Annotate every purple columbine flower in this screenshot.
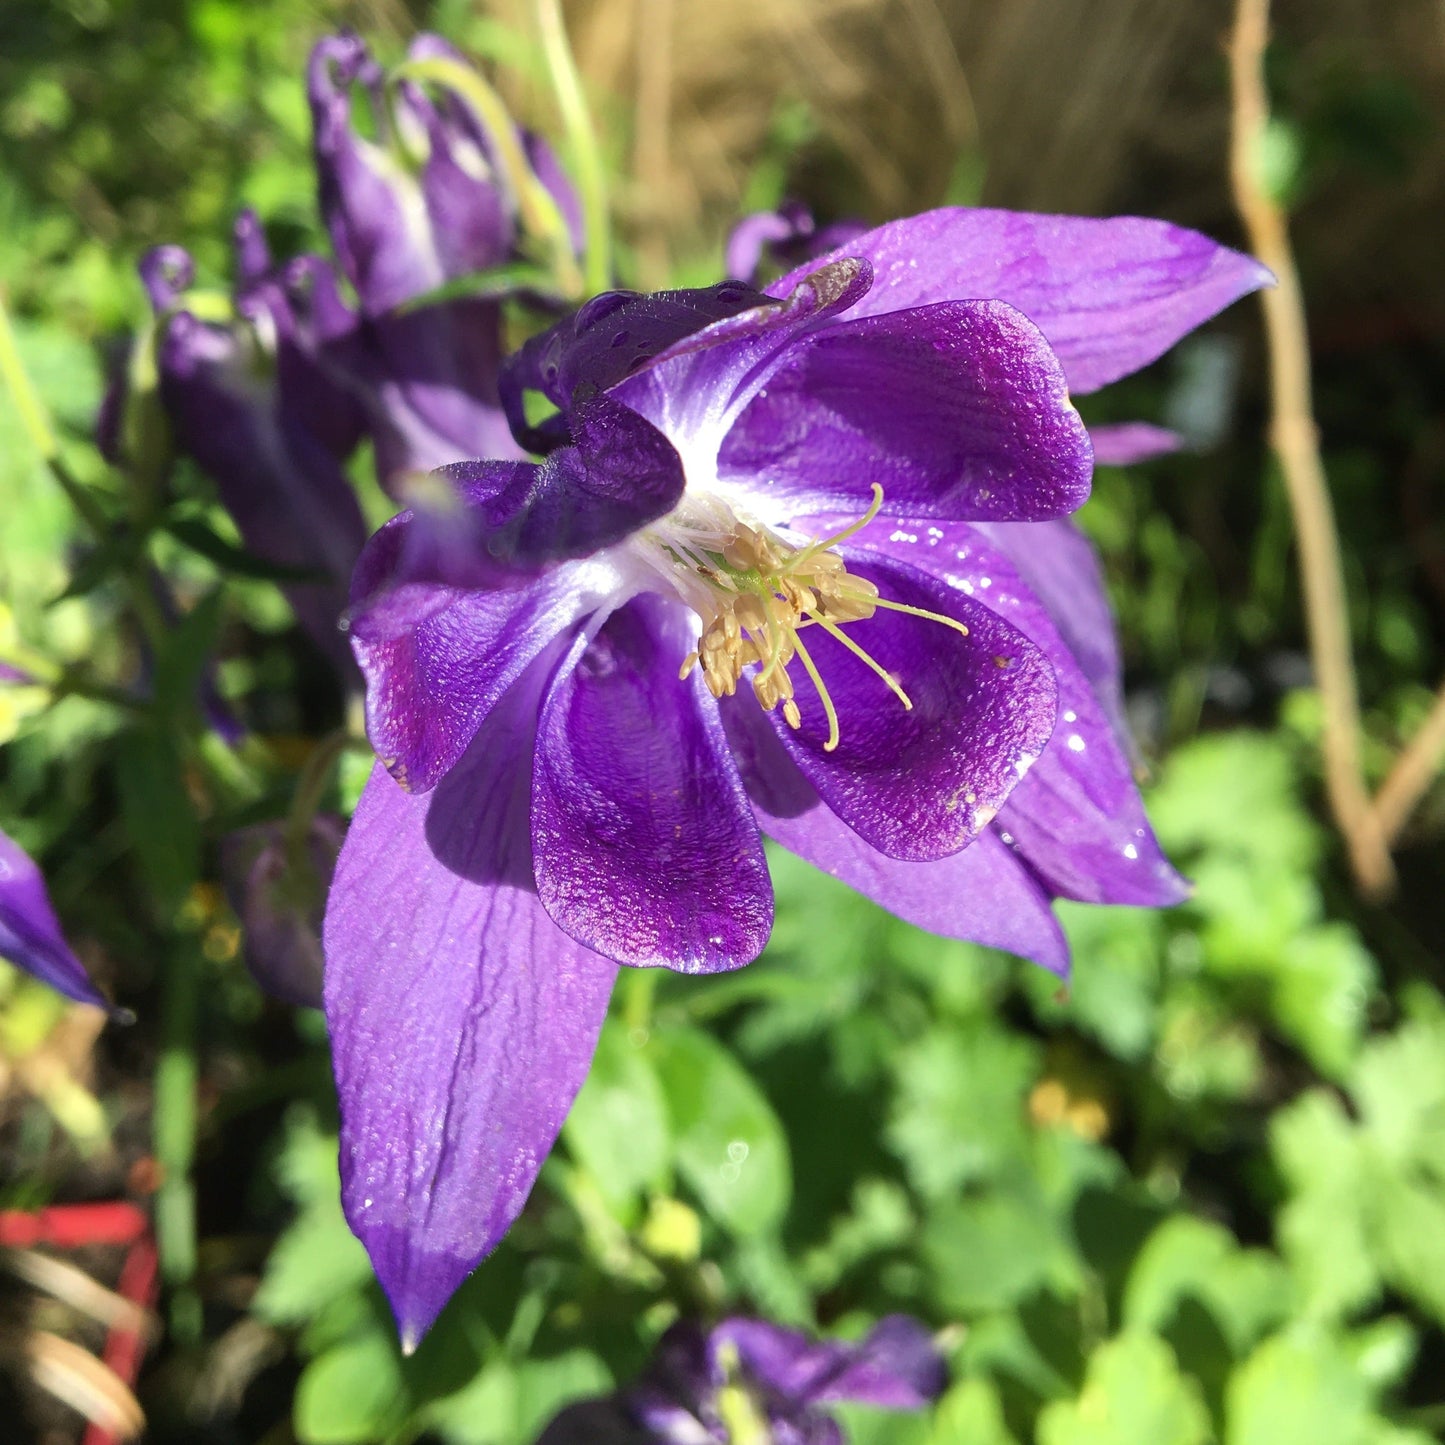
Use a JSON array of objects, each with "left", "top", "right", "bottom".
[
  {"left": 324, "top": 207, "right": 1270, "bottom": 1345},
  {"left": 0, "top": 828, "right": 106, "bottom": 1009},
  {"left": 308, "top": 32, "right": 582, "bottom": 481},
  {"left": 536, "top": 1315, "right": 947, "bottom": 1444},
  {"left": 140, "top": 215, "right": 370, "bottom": 671}
]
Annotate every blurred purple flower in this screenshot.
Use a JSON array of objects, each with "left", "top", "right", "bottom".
[
  {"left": 536, "top": 1315, "right": 946, "bottom": 1444},
  {"left": 221, "top": 817, "right": 343, "bottom": 1010},
  {"left": 0, "top": 828, "right": 106, "bottom": 1009},
  {"left": 308, "top": 32, "right": 581, "bottom": 481},
  {"left": 324, "top": 207, "right": 1269, "bottom": 1344},
  {"left": 726, "top": 201, "right": 870, "bottom": 286},
  {"left": 139, "top": 215, "right": 370, "bottom": 671}
]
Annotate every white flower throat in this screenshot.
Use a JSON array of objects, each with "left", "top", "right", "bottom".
[{"left": 640, "top": 485, "right": 969, "bottom": 751}]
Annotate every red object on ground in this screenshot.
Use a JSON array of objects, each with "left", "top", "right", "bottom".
[
  {"left": 0, "top": 1202, "right": 149, "bottom": 1250},
  {"left": 81, "top": 1232, "right": 159, "bottom": 1445},
  {"left": 0, "top": 1202, "right": 158, "bottom": 1445}
]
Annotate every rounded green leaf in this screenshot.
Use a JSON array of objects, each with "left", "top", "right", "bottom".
[
  {"left": 295, "top": 1331, "right": 407, "bottom": 1444},
  {"left": 1038, "top": 1334, "right": 1210, "bottom": 1445},
  {"left": 650, "top": 1025, "right": 791, "bottom": 1236},
  {"left": 563, "top": 1018, "right": 672, "bottom": 1215}
]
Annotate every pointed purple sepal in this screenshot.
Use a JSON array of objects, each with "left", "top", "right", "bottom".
[{"left": 0, "top": 830, "right": 107, "bottom": 1009}]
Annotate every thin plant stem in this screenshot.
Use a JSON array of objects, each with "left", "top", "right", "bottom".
[
  {"left": 153, "top": 936, "right": 202, "bottom": 1342},
  {"left": 535, "top": 0, "right": 612, "bottom": 294},
  {"left": 631, "top": 0, "right": 674, "bottom": 290},
  {"left": 1372, "top": 680, "right": 1445, "bottom": 845},
  {"left": 1227, "top": 0, "right": 1394, "bottom": 897}
]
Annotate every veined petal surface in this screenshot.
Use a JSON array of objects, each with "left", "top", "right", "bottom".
[
  {"left": 718, "top": 300, "right": 1092, "bottom": 521},
  {"left": 772, "top": 208, "right": 1273, "bottom": 393},
  {"left": 324, "top": 733, "right": 617, "bottom": 1348},
  {"left": 722, "top": 702, "right": 1068, "bottom": 972},
  {"left": 532, "top": 598, "right": 772, "bottom": 973},
  {"left": 860, "top": 516, "right": 1186, "bottom": 906},
  {"left": 769, "top": 550, "right": 1057, "bottom": 862}
]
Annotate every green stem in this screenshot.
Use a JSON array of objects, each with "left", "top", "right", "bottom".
[
  {"left": 154, "top": 935, "right": 203, "bottom": 1342},
  {"left": 622, "top": 966, "right": 657, "bottom": 1034},
  {"left": 535, "top": 0, "right": 612, "bottom": 294}
]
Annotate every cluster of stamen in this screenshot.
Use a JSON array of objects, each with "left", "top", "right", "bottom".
[{"left": 659, "top": 485, "right": 968, "bottom": 752}]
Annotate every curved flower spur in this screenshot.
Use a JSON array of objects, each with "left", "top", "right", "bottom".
[{"left": 324, "top": 208, "right": 1271, "bottom": 1345}]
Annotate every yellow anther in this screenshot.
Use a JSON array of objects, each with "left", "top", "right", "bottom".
[{"left": 654, "top": 483, "right": 969, "bottom": 751}]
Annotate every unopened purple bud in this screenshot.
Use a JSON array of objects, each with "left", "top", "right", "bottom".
[{"left": 221, "top": 818, "right": 343, "bottom": 1009}]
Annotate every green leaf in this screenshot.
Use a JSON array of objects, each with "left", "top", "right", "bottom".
[
  {"left": 886, "top": 1024, "right": 1038, "bottom": 1200},
  {"left": 1028, "top": 903, "right": 1163, "bottom": 1063},
  {"left": 926, "top": 1377, "right": 1021, "bottom": 1445},
  {"left": 1272, "top": 1091, "right": 1378, "bottom": 1320},
  {"left": 163, "top": 514, "right": 329, "bottom": 583},
  {"left": 1269, "top": 924, "right": 1375, "bottom": 1079},
  {"left": 563, "top": 1018, "right": 671, "bottom": 1216},
  {"left": 152, "top": 587, "right": 224, "bottom": 723},
  {"left": 254, "top": 1111, "right": 374, "bottom": 1327},
  {"left": 1225, "top": 1332, "right": 1372, "bottom": 1445},
  {"left": 1125, "top": 1215, "right": 1290, "bottom": 1355},
  {"left": 1037, "top": 1334, "right": 1210, "bottom": 1445},
  {"left": 253, "top": 1198, "right": 374, "bottom": 1327},
  {"left": 114, "top": 724, "right": 201, "bottom": 918},
  {"left": 294, "top": 1329, "right": 408, "bottom": 1444},
  {"left": 922, "top": 1183, "right": 1077, "bottom": 1314},
  {"left": 650, "top": 1025, "right": 791, "bottom": 1236},
  {"left": 421, "top": 1351, "right": 613, "bottom": 1445},
  {"left": 1148, "top": 733, "right": 1317, "bottom": 874},
  {"left": 1354, "top": 1011, "right": 1445, "bottom": 1175}
]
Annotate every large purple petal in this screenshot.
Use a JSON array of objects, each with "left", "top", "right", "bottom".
[
  {"left": 857, "top": 518, "right": 1186, "bottom": 906},
  {"left": 767, "top": 550, "right": 1057, "bottom": 862},
  {"left": 348, "top": 545, "right": 598, "bottom": 794},
  {"left": 771, "top": 208, "right": 1273, "bottom": 393},
  {"left": 0, "top": 830, "right": 107, "bottom": 1009},
  {"left": 504, "top": 262, "right": 871, "bottom": 458},
  {"left": 501, "top": 281, "right": 771, "bottom": 426},
  {"left": 718, "top": 300, "right": 1092, "bottom": 522},
  {"left": 721, "top": 699, "right": 1068, "bottom": 972},
  {"left": 976, "top": 517, "right": 1125, "bottom": 732},
  {"left": 532, "top": 598, "right": 771, "bottom": 973},
  {"left": 324, "top": 722, "right": 617, "bottom": 1346},
  {"left": 429, "top": 395, "right": 685, "bottom": 579},
  {"left": 610, "top": 259, "right": 873, "bottom": 451}
]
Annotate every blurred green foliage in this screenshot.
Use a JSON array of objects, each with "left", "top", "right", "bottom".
[{"left": 1, "top": 2, "right": 1443, "bottom": 1443}]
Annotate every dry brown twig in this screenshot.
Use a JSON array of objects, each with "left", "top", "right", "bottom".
[{"left": 1227, "top": 0, "right": 1445, "bottom": 896}]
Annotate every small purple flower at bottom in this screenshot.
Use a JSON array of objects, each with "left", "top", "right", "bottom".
[
  {"left": 324, "top": 206, "right": 1271, "bottom": 1345},
  {"left": 535, "top": 1315, "right": 946, "bottom": 1445},
  {"left": 0, "top": 829, "right": 106, "bottom": 1009}
]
